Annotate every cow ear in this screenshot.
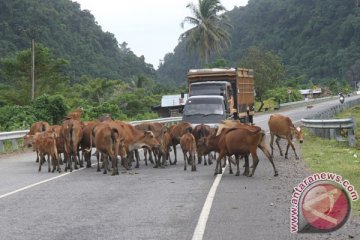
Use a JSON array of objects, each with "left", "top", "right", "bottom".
[{"left": 296, "top": 127, "right": 301, "bottom": 132}]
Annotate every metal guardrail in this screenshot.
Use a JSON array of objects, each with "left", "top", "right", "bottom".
[
  {"left": 0, "top": 117, "right": 183, "bottom": 152},
  {"left": 301, "top": 118, "right": 356, "bottom": 146}
]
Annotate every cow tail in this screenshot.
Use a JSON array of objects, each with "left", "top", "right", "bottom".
[{"left": 111, "top": 128, "right": 119, "bottom": 157}]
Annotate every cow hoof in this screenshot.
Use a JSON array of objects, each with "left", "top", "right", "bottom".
[
  {"left": 274, "top": 172, "right": 279, "bottom": 177},
  {"left": 191, "top": 168, "right": 196, "bottom": 172},
  {"left": 295, "top": 156, "right": 299, "bottom": 160},
  {"left": 285, "top": 156, "right": 288, "bottom": 159},
  {"left": 235, "top": 172, "right": 240, "bottom": 176},
  {"left": 135, "top": 165, "right": 139, "bottom": 168},
  {"left": 153, "top": 165, "right": 158, "bottom": 168},
  {"left": 86, "top": 165, "right": 91, "bottom": 168},
  {"left": 229, "top": 170, "right": 233, "bottom": 174}
]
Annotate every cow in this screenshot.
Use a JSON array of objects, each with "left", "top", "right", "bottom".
[
  {"left": 61, "top": 119, "right": 83, "bottom": 172},
  {"left": 135, "top": 122, "right": 169, "bottom": 168},
  {"left": 64, "top": 107, "right": 84, "bottom": 121},
  {"left": 80, "top": 121, "right": 99, "bottom": 167},
  {"left": 23, "top": 121, "right": 50, "bottom": 162},
  {"left": 268, "top": 114, "right": 304, "bottom": 160},
  {"left": 91, "top": 122, "right": 127, "bottom": 175},
  {"left": 192, "top": 124, "right": 213, "bottom": 165},
  {"left": 200, "top": 126, "right": 278, "bottom": 177},
  {"left": 169, "top": 122, "right": 192, "bottom": 165},
  {"left": 34, "top": 131, "right": 60, "bottom": 173},
  {"left": 107, "top": 121, "right": 161, "bottom": 169},
  {"left": 180, "top": 128, "right": 197, "bottom": 171},
  {"left": 49, "top": 125, "right": 66, "bottom": 165}
]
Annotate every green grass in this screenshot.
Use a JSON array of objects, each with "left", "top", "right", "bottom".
[{"left": 301, "top": 106, "right": 360, "bottom": 216}]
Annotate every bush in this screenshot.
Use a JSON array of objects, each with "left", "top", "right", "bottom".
[
  {"left": 0, "top": 105, "right": 37, "bottom": 131},
  {"left": 32, "top": 94, "right": 68, "bottom": 124}
]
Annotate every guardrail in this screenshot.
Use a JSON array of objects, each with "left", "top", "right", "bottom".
[
  {"left": 0, "top": 117, "right": 183, "bottom": 152},
  {"left": 301, "top": 118, "right": 356, "bottom": 146}
]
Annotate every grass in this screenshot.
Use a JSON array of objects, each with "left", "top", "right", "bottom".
[{"left": 301, "top": 106, "right": 360, "bottom": 216}]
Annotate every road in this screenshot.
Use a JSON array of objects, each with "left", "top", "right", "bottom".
[{"left": 0, "top": 96, "right": 359, "bottom": 240}]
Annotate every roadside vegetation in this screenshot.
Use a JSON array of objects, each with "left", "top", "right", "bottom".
[{"left": 301, "top": 106, "right": 360, "bottom": 215}]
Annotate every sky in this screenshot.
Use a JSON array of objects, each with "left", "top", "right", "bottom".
[{"left": 73, "top": 0, "right": 249, "bottom": 69}]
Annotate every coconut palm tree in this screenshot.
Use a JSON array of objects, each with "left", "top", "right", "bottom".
[{"left": 179, "top": 0, "right": 232, "bottom": 65}]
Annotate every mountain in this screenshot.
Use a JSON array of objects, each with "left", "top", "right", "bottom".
[
  {"left": 0, "top": 0, "right": 155, "bottom": 82},
  {"left": 157, "top": 0, "right": 360, "bottom": 87}
]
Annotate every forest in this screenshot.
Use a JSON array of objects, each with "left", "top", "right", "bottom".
[{"left": 0, "top": 0, "right": 359, "bottom": 130}]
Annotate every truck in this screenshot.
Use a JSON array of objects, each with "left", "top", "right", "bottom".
[{"left": 182, "top": 68, "right": 255, "bottom": 126}]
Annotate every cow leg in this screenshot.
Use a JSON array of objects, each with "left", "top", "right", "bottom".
[
  {"left": 234, "top": 155, "right": 240, "bottom": 176},
  {"left": 285, "top": 139, "right": 299, "bottom": 160},
  {"left": 248, "top": 151, "right": 259, "bottom": 177},
  {"left": 275, "top": 137, "right": 283, "bottom": 156},
  {"left": 197, "top": 150, "right": 202, "bottom": 164},
  {"left": 47, "top": 155, "right": 51, "bottom": 172},
  {"left": 258, "top": 145, "right": 278, "bottom": 177},
  {"left": 111, "top": 156, "right": 118, "bottom": 176},
  {"left": 38, "top": 154, "right": 44, "bottom": 172},
  {"left": 243, "top": 155, "right": 250, "bottom": 176},
  {"left": 148, "top": 149, "right": 154, "bottom": 164},
  {"left": 208, "top": 153, "right": 213, "bottom": 165},
  {"left": 183, "top": 151, "right": 187, "bottom": 171},
  {"left": 135, "top": 150, "right": 140, "bottom": 168},
  {"left": 96, "top": 151, "right": 101, "bottom": 172},
  {"left": 36, "top": 150, "right": 39, "bottom": 163},
  {"left": 171, "top": 142, "right": 177, "bottom": 165},
  {"left": 228, "top": 157, "right": 233, "bottom": 174},
  {"left": 191, "top": 153, "right": 196, "bottom": 171},
  {"left": 74, "top": 152, "right": 79, "bottom": 170},
  {"left": 79, "top": 151, "right": 83, "bottom": 168},
  {"left": 214, "top": 152, "right": 225, "bottom": 175},
  {"left": 269, "top": 133, "right": 275, "bottom": 157}
]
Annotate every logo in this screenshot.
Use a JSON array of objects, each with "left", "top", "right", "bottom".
[
  {"left": 290, "top": 173, "right": 358, "bottom": 233},
  {"left": 301, "top": 183, "right": 351, "bottom": 232}
]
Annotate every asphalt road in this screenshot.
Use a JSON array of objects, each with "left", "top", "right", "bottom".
[{"left": 1, "top": 96, "right": 360, "bottom": 240}]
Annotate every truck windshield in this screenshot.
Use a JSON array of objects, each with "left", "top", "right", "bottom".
[
  {"left": 190, "top": 84, "right": 225, "bottom": 96},
  {"left": 184, "top": 100, "right": 224, "bottom": 116}
]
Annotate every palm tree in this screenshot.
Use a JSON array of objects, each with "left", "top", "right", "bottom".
[{"left": 179, "top": 0, "right": 232, "bottom": 65}]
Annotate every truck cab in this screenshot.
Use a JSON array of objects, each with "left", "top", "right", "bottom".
[
  {"left": 186, "top": 68, "right": 255, "bottom": 123},
  {"left": 182, "top": 96, "right": 227, "bottom": 128}
]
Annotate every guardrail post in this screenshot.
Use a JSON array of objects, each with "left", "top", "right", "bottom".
[
  {"left": 0, "top": 141, "right": 4, "bottom": 152},
  {"left": 11, "top": 139, "right": 18, "bottom": 150}
]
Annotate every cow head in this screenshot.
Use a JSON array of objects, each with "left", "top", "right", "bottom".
[
  {"left": 118, "top": 137, "right": 127, "bottom": 159},
  {"left": 142, "top": 131, "right": 161, "bottom": 149},
  {"left": 23, "top": 134, "right": 34, "bottom": 148},
  {"left": 294, "top": 126, "right": 304, "bottom": 143}
]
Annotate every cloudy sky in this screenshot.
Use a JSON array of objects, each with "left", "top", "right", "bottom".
[{"left": 73, "top": 0, "right": 249, "bottom": 68}]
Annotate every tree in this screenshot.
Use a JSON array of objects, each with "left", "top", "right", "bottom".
[
  {"left": 0, "top": 44, "right": 69, "bottom": 105},
  {"left": 238, "top": 47, "right": 285, "bottom": 101},
  {"left": 179, "top": 0, "right": 232, "bottom": 65}
]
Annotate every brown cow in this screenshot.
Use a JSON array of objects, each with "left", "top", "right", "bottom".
[
  {"left": 49, "top": 125, "right": 66, "bottom": 165},
  {"left": 61, "top": 119, "right": 83, "bottom": 172},
  {"left": 34, "top": 131, "right": 60, "bottom": 173},
  {"left": 64, "top": 107, "right": 84, "bottom": 121},
  {"left": 201, "top": 126, "right": 278, "bottom": 177},
  {"left": 180, "top": 128, "right": 197, "bottom": 171},
  {"left": 80, "top": 121, "right": 99, "bottom": 167},
  {"left": 268, "top": 114, "right": 304, "bottom": 160},
  {"left": 108, "top": 121, "right": 161, "bottom": 169},
  {"left": 192, "top": 124, "right": 213, "bottom": 165},
  {"left": 91, "top": 122, "right": 127, "bottom": 175},
  {"left": 169, "top": 122, "right": 192, "bottom": 165},
  {"left": 23, "top": 121, "right": 50, "bottom": 162},
  {"left": 135, "top": 122, "right": 169, "bottom": 168}
]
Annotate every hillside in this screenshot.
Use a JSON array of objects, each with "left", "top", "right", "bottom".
[
  {"left": 0, "top": 0, "right": 155, "bottom": 82},
  {"left": 157, "top": 0, "right": 360, "bottom": 88}
]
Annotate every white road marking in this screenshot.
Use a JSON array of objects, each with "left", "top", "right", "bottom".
[
  {"left": 0, "top": 164, "right": 92, "bottom": 199},
  {"left": 192, "top": 165, "right": 227, "bottom": 240}
]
